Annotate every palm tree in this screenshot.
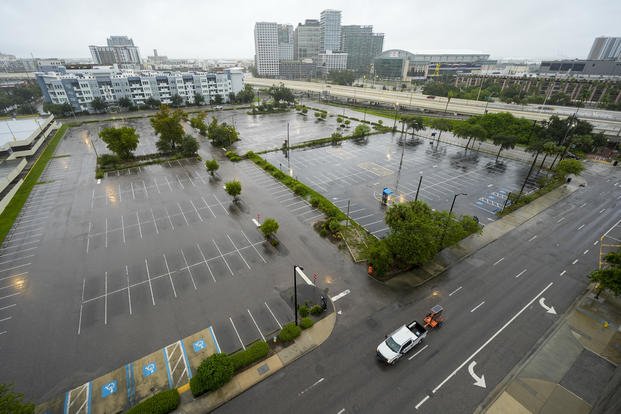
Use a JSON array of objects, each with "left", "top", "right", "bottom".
[
  {"left": 537, "top": 141, "right": 559, "bottom": 174},
  {"left": 492, "top": 134, "right": 518, "bottom": 163},
  {"left": 430, "top": 118, "right": 452, "bottom": 144}
]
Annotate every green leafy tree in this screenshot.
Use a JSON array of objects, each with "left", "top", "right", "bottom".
[
  {"left": 267, "top": 83, "right": 295, "bottom": 103},
  {"left": 171, "top": 94, "right": 183, "bottom": 107},
  {"left": 401, "top": 115, "right": 425, "bottom": 136},
  {"left": 150, "top": 105, "right": 185, "bottom": 153},
  {"left": 554, "top": 159, "right": 584, "bottom": 179},
  {"left": 331, "top": 132, "right": 343, "bottom": 144},
  {"left": 452, "top": 123, "right": 488, "bottom": 151},
  {"left": 180, "top": 134, "right": 199, "bottom": 156},
  {"left": 0, "top": 383, "right": 34, "bottom": 414},
  {"left": 194, "top": 93, "right": 205, "bottom": 106},
  {"left": 206, "top": 118, "right": 240, "bottom": 146},
  {"left": 365, "top": 239, "right": 393, "bottom": 277},
  {"left": 353, "top": 124, "right": 371, "bottom": 138},
  {"left": 236, "top": 84, "right": 255, "bottom": 103},
  {"left": 589, "top": 250, "right": 621, "bottom": 298},
  {"left": 328, "top": 70, "right": 357, "bottom": 86},
  {"left": 99, "top": 126, "right": 139, "bottom": 160},
  {"left": 145, "top": 97, "right": 161, "bottom": 109},
  {"left": 225, "top": 180, "right": 242, "bottom": 201},
  {"left": 43, "top": 102, "right": 73, "bottom": 116},
  {"left": 117, "top": 97, "right": 132, "bottom": 109},
  {"left": 491, "top": 134, "right": 518, "bottom": 163},
  {"left": 213, "top": 94, "right": 223, "bottom": 105},
  {"left": 90, "top": 97, "right": 107, "bottom": 113},
  {"left": 190, "top": 113, "right": 207, "bottom": 136},
  {"left": 259, "top": 218, "right": 279, "bottom": 239},
  {"left": 430, "top": 118, "right": 452, "bottom": 143},
  {"left": 205, "top": 159, "right": 219, "bottom": 176}
]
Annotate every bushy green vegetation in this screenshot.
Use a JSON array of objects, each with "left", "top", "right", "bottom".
[
  {"left": 259, "top": 218, "right": 279, "bottom": 240},
  {"left": 278, "top": 323, "right": 302, "bottom": 342},
  {"left": 0, "top": 80, "right": 41, "bottom": 115},
  {"left": 190, "top": 112, "right": 207, "bottom": 136},
  {"left": 299, "top": 317, "right": 314, "bottom": 329},
  {"left": 150, "top": 105, "right": 187, "bottom": 153},
  {"left": 0, "top": 383, "right": 34, "bottom": 414},
  {"left": 205, "top": 159, "right": 219, "bottom": 176},
  {"left": 366, "top": 200, "right": 481, "bottom": 276},
  {"left": 224, "top": 180, "right": 242, "bottom": 201},
  {"left": 99, "top": 126, "right": 139, "bottom": 159},
  {"left": 207, "top": 118, "right": 240, "bottom": 146},
  {"left": 125, "top": 389, "right": 180, "bottom": 414},
  {"left": 589, "top": 249, "right": 621, "bottom": 298},
  {"left": 190, "top": 353, "right": 234, "bottom": 397},
  {"left": 298, "top": 305, "right": 310, "bottom": 317},
  {"left": 229, "top": 341, "right": 270, "bottom": 371}
]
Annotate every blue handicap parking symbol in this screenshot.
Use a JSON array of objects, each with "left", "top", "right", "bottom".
[
  {"left": 142, "top": 362, "right": 157, "bottom": 378},
  {"left": 193, "top": 339, "right": 206, "bottom": 353},
  {"left": 102, "top": 380, "right": 117, "bottom": 398}
]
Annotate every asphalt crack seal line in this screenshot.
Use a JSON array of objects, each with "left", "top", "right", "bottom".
[{"left": 430, "top": 282, "right": 554, "bottom": 395}]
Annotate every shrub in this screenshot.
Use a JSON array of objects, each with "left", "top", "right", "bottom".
[
  {"left": 319, "top": 228, "right": 328, "bottom": 237},
  {"left": 293, "top": 183, "right": 309, "bottom": 197},
  {"left": 278, "top": 322, "right": 302, "bottom": 342},
  {"left": 190, "top": 353, "right": 234, "bottom": 397},
  {"left": 336, "top": 116, "right": 343, "bottom": 123},
  {"left": 98, "top": 153, "right": 120, "bottom": 167},
  {"left": 298, "top": 305, "right": 309, "bottom": 317},
  {"left": 225, "top": 151, "right": 242, "bottom": 162},
  {"left": 377, "top": 119, "right": 383, "bottom": 125},
  {"left": 310, "top": 196, "right": 320, "bottom": 207},
  {"left": 270, "top": 238, "right": 279, "bottom": 247},
  {"left": 230, "top": 341, "right": 270, "bottom": 372},
  {"left": 95, "top": 169, "right": 104, "bottom": 179},
  {"left": 310, "top": 305, "right": 323, "bottom": 315},
  {"left": 126, "top": 389, "right": 180, "bottom": 414},
  {"left": 300, "top": 317, "right": 314, "bottom": 330},
  {"left": 259, "top": 218, "right": 279, "bottom": 239},
  {"left": 344, "top": 119, "right": 351, "bottom": 126},
  {"left": 326, "top": 218, "right": 341, "bottom": 233}
]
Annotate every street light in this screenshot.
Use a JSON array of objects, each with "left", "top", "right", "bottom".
[
  {"left": 441, "top": 193, "right": 467, "bottom": 246},
  {"left": 293, "top": 265, "right": 303, "bottom": 326},
  {"left": 392, "top": 103, "right": 399, "bottom": 131}
]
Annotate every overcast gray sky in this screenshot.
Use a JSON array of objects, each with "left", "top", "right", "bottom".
[{"left": 1, "top": 0, "right": 619, "bottom": 61}]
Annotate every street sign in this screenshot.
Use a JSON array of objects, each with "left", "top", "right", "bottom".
[
  {"left": 102, "top": 380, "right": 117, "bottom": 398},
  {"left": 193, "top": 339, "right": 206, "bottom": 353},
  {"left": 142, "top": 362, "right": 157, "bottom": 378}
]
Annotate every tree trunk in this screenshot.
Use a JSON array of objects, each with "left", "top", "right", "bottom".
[
  {"left": 549, "top": 152, "right": 561, "bottom": 170},
  {"left": 518, "top": 151, "right": 540, "bottom": 198},
  {"left": 465, "top": 137, "right": 473, "bottom": 152},
  {"left": 495, "top": 146, "right": 502, "bottom": 163},
  {"left": 436, "top": 130, "right": 442, "bottom": 144},
  {"left": 537, "top": 153, "right": 549, "bottom": 174}
]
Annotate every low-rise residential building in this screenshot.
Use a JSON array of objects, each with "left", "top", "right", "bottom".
[{"left": 36, "top": 67, "right": 244, "bottom": 113}]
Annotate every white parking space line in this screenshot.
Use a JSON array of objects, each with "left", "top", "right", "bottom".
[
  {"left": 331, "top": 289, "right": 350, "bottom": 302},
  {"left": 126, "top": 265, "right": 132, "bottom": 315},
  {"left": 213, "top": 194, "right": 229, "bottom": 215},
  {"left": 470, "top": 301, "right": 485, "bottom": 313},
  {"left": 557, "top": 217, "right": 566, "bottom": 223},
  {"left": 415, "top": 395, "right": 430, "bottom": 410},
  {"left": 0, "top": 254, "right": 35, "bottom": 266},
  {"left": 164, "top": 206, "right": 175, "bottom": 230},
  {"left": 0, "top": 263, "right": 31, "bottom": 274},
  {"left": 227, "top": 234, "right": 251, "bottom": 270},
  {"left": 229, "top": 317, "right": 246, "bottom": 350},
  {"left": 448, "top": 286, "right": 462, "bottom": 296},
  {"left": 560, "top": 270, "right": 567, "bottom": 276},
  {"left": 162, "top": 254, "right": 177, "bottom": 298},
  {"left": 241, "top": 230, "right": 267, "bottom": 263},
  {"left": 144, "top": 258, "right": 156, "bottom": 306},
  {"left": 577, "top": 224, "right": 585, "bottom": 230},
  {"left": 190, "top": 200, "right": 204, "bottom": 222},
  {"left": 572, "top": 259, "right": 579, "bottom": 264},
  {"left": 77, "top": 278, "right": 85, "bottom": 335},
  {"left": 136, "top": 211, "right": 143, "bottom": 238},
  {"left": 196, "top": 243, "right": 217, "bottom": 282},
  {"left": 584, "top": 250, "right": 589, "bottom": 255},
  {"left": 104, "top": 272, "right": 108, "bottom": 325},
  {"left": 0, "top": 303, "right": 16, "bottom": 311},
  {"left": 150, "top": 209, "right": 159, "bottom": 234},
  {"left": 213, "top": 239, "right": 234, "bottom": 275},
  {"left": 528, "top": 235, "right": 537, "bottom": 242},
  {"left": 0, "top": 247, "right": 37, "bottom": 258},
  {"left": 177, "top": 203, "right": 190, "bottom": 226},
  {"left": 201, "top": 197, "right": 217, "bottom": 218},
  {"left": 265, "top": 302, "right": 282, "bottom": 329},
  {"left": 179, "top": 249, "right": 198, "bottom": 290},
  {"left": 121, "top": 216, "right": 126, "bottom": 243},
  {"left": 515, "top": 269, "right": 527, "bottom": 278},
  {"left": 247, "top": 309, "right": 266, "bottom": 341},
  {"left": 493, "top": 257, "right": 504, "bottom": 266}
]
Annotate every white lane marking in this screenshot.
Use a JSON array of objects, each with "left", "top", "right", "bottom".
[
  {"left": 468, "top": 361, "right": 486, "bottom": 388},
  {"left": 448, "top": 286, "right": 462, "bottom": 296},
  {"left": 331, "top": 289, "right": 351, "bottom": 302},
  {"left": 577, "top": 224, "right": 585, "bottom": 230},
  {"left": 337, "top": 409, "right": 346, "bottom": 414},
  {"left": 470, "top": 301, "right": 485, "bottom": 313},
  {"left": 415, "top": 395, "right": 430, "bottom": 410},
  {"left": 539, "top": 297, "right": 557, "bottom": 314},
  {"left": 408, "top": 344, "right": 429, "bottom": 360},
  {"left": 528, "top": 235, "right": 537, "bottom": 242},
  {"left": 560, "top": 270, "right": 567, "bottom": 276},
  {"left": 594, "top": 240, "right": 599, "bottom": 246},
  {"left": 296, "top": 267, "right": 314, "bottom": 285},
  {"left": 265, "top": 302, "right": 283, "bottom": 330},
  {"left": 229, "top": 317, "right": 246, "bottom": 350},
  {"left": 432, "top": 282, "right": 554, "bottom": 394},
  {"left": 247, "top": 309, "right": 266, "bottom": 342},
  {"left": 572, "top": 259, "right": 578, "bottom": 265},
  {"left": 298, "top": 377, "right": 325, "bottom": 396},
  {"left": 493, "top": 257, "right": 504, "bottom": 266},
  {"left": 557, "top": 217, "right": 566, "bottom": 223},
  {"left": 126, "top": 265, "right": 132, "bottom": 315},
  {"left": 77, "top": 278, "right": 85, "bottom": 335},
  {"left": 599, "top": 208, "right": 606, "bottom": 214},
  {"left": 515, "top": 269, "right": 527, "bottom": 278},
  {"left": 104, "top": 271, "right": 108, "bottom": 325},
  {"left": 583, "top": 250, "right": 589, "bottom": 255}
]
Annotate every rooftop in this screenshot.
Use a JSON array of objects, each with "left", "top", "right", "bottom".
[{"left": 0, "top": 117, "right": 47, "bottom": 147}]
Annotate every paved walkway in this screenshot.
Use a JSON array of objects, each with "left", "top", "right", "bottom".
[{"left": 482, "top": 290, "right": 620, "bottom": 414}]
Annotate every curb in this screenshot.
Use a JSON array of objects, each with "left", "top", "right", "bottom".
[{"left": 173, "top": 312, "right": 337, "bottom": 413}]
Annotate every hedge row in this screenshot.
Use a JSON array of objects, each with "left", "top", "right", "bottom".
[
  {"left": 230, "top": 341, "right": 270, "bottom": 371},
  {"left": 125, "top": 389, "right": 180, "bottom": 414},
  {"left": 189, "top": 353, "right": 234, "bottom": 397},
  {"left": 245, "top": 152, "right": 346, "bottom": 221}
]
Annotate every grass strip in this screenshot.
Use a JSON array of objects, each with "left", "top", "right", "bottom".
[{"left": 0, "top": 124, "right": 68, "bottom": 245}]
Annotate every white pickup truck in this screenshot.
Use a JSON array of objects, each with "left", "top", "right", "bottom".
[{"left": 376, "top": 320, "right": 427, "bottom": 364}]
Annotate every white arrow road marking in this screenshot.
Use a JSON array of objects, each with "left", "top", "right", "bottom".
[
  {"left": 539, "top": 297, "right": 557, "bottom": 315},
  {"left": 468, "top": 361, "right": 486, "bottom": 388}
]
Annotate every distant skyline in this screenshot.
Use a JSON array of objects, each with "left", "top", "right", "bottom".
[{"left": 1, "top": 0, "right": 619, "bottom": 61}]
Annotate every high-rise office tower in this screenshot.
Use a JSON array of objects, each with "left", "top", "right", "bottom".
[
  {"left": 341, "top": 25, "right": 384, "bottom": 72},
  {"left": 278, "top": 24, "right": 294, "bottom": 61},
  {"left": 294, "top": 19, "right": 321, "bottom": 60},
  {"left": 320, "top": 9, "right": 342, "bottom": 52},
  {"left": 254, "top": 22, "right": 280, "bottom": 76}
]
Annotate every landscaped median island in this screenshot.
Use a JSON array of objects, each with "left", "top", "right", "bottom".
[{"left": 0, "top": 124, "right": 68, "bottom": 246}]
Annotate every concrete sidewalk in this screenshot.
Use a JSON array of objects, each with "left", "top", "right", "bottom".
[
  {"left": 173, "top": 312, "right": 336, "bottom": 413},
  {"left": 481, "top": 290, "right": 620, "bottom": 414},
  {"left": 385, "top": 175, "right": 585, "bottom": 289}
]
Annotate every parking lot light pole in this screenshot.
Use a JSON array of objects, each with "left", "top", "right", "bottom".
[
  {"left": 294, "top": 265, "right": 303, "bottom": 326},
  {"left": 441, "top": 193, "right": 467, "bottom": 246},
  {"left": 392, "top": 103, "right": 399, "bottom": 131}
]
